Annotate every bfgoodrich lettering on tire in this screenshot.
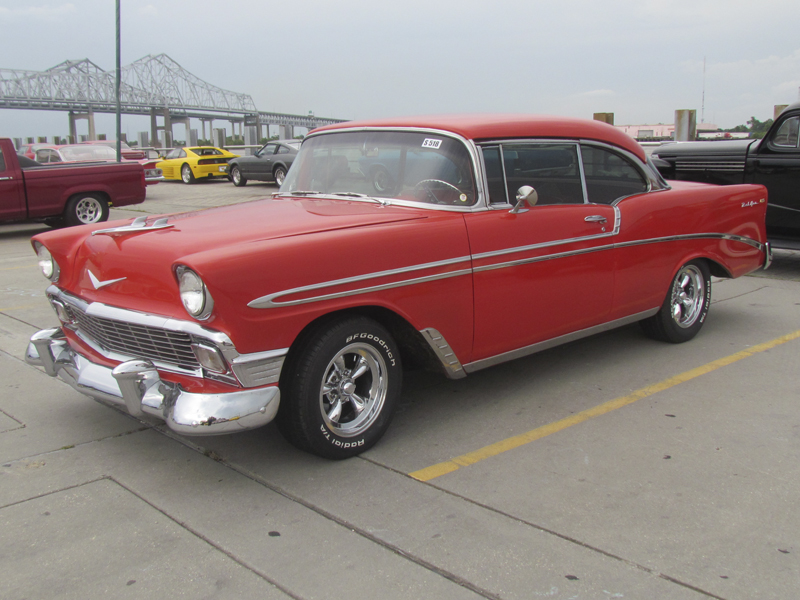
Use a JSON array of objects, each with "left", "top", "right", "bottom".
[
  {"left": 277, "top": 316, "right": 402, "bottom": 459},
  {"left": 641, "top": 260, "right": 711, "bottom": 343}
]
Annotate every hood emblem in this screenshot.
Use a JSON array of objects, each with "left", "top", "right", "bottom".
[{"left": 88, "top": 270, "right": 126, "bottom": 290}]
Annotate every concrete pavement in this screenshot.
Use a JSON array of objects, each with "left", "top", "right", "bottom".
[{"left": 1, "top": 180, "right": 798, "bottom": 599}]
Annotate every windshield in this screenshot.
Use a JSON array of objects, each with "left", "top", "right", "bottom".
[
  {"left": 281, "top": 130, "right": 477, "bottom": 206},
  {"left": 59, "top": 145, "right": 117, "bottom": 161}
]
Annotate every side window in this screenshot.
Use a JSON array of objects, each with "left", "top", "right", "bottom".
[
  {"left": 0, "top": 148, "right": 5, "bottom": 171},
  {"left": 771, "top": 116, "right": 800, "bottom": 149},
  {"left": 503, "top": 144, "right": 584, "bottom": 205},
  {"left": 581, "top": 145, "right": 648, "bottom": 204},
  {"left": 263, "top": 144, "right": 278, "bottom": 155},
  {"left": 481, "top": 146, "right": 508, "bottom": 204},
  {"left": 277, "top": 145, "right": 291, "bottom": 155}
]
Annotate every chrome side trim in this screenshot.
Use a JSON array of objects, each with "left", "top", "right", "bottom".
[
  {"left": 249, "top": 229, "right": 766, "bottom": 310},
  {"left": 464, "top": 308, "right": 660, "bottom": 373},
  {"left": 614, "top": 232, "right": 767, "bottom": 252},
  {"left": 472, "top": 206, "right": 621, "bottom": 266},
  {"left": 474, "top": 242, "right": 617, "bottom": 273},
  {"left": 419, "top": 328, "right": 466, "bottom": 379},
  {"left": 248, "top": 256, "right": 472, "bottom": 309}
]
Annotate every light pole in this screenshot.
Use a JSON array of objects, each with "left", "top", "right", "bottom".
[{"left": 115, "top": 0, "right": 121, "bottom": 162}]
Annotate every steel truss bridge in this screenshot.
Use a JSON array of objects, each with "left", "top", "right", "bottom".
[{"left": 0, "top": 54, "right": 345, "bottom": 143}]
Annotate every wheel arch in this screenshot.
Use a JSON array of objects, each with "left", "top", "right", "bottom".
[{"left": 279, "top": 305, "right": 443, "bottom": 386}]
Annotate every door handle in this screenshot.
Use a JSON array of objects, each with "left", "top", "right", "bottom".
[
  {"left": 0, "top": 176, "right": 13, "bottom": 181},
  {"left": 584, "top": 215, "right": 607, "bottom": 224}
]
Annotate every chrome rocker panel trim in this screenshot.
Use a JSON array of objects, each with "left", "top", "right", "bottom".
[
  {"left": 463, "top": 308, "right": 660, "bottom": 373},
  {"left": 26, "top": 328, "right": 280, "bottom": 435}
]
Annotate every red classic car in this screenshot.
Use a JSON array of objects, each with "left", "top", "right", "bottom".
[{"left": 25, "top": 115, "right": 771, "bottom": 459}]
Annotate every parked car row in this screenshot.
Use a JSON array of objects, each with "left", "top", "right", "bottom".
[
  {"left": 153, "top": 140, "right": 300, "bottom": 187},
  {"left": 17, "top": 140, "right": 163, "bottom": 184}
]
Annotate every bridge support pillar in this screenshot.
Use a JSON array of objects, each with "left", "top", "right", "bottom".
[
  {"left": 279, "top": 125, "right": 294, "bottom": 140},
  {"left": 68, "top": 108, "right": 97, "bottom": 141}
]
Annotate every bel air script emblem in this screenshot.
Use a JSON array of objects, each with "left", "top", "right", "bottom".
[{"left": 88, "top": 270, "right": 126, "bottom": 290}]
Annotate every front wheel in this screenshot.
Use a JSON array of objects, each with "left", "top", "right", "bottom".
[
  {"left": 181, "top": 163, "right": 195, "bottom": 184},
  {"left": 230, "top": 165, "right": 247, "bottom": 186},
  {"left": 277, "top": 316, "right": 402, "bottom": 459},
  {"left": 641, "top": 260, "right": 711, "bottom": 343},
  {"left": 63, "top": 193, "right": 109, "bottom": 226}
]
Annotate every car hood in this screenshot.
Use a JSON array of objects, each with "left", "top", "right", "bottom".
[
  {"left": 36, "top": 196, "right": 429, "bottom": 317},
  {"left": 652, "top": 139, "right": 757, "bottom": 159}
]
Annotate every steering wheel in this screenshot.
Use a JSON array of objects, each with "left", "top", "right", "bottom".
[{"left": 413, "top": 179, "right": 463, "bottom": 204}]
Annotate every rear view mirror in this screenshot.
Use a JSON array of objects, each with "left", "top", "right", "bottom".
[{"left": 511, "top": 185, "right": 538, "bottom": 213}]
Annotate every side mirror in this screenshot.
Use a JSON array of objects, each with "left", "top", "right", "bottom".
[{"left": 510, "top": 185, "right": 538, "bottom": 213}]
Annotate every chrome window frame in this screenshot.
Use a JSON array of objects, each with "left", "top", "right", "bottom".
[{"left": 299, "top": 126, "right": 489, "bottom": 211}]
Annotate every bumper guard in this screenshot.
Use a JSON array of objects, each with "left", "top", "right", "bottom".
[{"left": 26, "top": 328, "right": 280, "bottom": 435}]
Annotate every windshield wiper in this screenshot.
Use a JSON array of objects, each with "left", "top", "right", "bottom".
[
  {"left": 330, "top": 192, "right": 390, "bottom": 206},
  {"left": 272, "top": 190, "right": 320, "bottom": 197}
]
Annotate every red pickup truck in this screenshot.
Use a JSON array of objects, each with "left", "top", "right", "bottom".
[{"left": 0, "top": 137, "right": 147, "bottom": 227}]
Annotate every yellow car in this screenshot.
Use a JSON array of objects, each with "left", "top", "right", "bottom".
[{"left": 157, "top": 146, "right": 240, "bottom": 184}]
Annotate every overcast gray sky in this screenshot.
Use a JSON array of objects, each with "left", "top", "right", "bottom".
[{"left": 2, "top": 0, "right": 799, "bottom": 140}]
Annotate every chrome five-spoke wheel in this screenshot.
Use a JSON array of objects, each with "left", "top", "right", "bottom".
[
  {"left": 641, "top": 259, "right": 711, "bottom": 343},
  {"left": 320, "top": 342, "right": 388, "bottom": 437},
  {"left": 670, "top": 264, "right": 705, "bottom": 328}
]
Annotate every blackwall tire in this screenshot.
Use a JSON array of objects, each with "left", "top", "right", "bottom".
[
  {"left": 231, "top": 166, "right": 247, "bottom": 187},
  {"left": 63, "top": 193, "right": 109, "bottom": 226},
  {"left": 641, "top": 260, "right": 711, "bottom": 343},
  {"left": 277, "top": 316, "right": 402, "bottom": 459}
]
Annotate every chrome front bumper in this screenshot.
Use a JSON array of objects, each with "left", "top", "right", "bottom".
[{"left": 26, "top": 328, "right": 280, "bottom": 435}]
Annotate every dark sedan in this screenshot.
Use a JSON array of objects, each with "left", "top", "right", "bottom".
[
  {"left": 651, "top": 101, "right": 800, "bottom": 247},
  {"left": 228, "top": 140, "right": 300, "bottom": 187}
]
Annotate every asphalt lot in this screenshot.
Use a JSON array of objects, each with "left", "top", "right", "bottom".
[{"left": 1, "top": 179, "right": 799, "bottom": 600}]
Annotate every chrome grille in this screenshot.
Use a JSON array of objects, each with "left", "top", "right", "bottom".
[{"left": 65, "top": 304, "right": 200, "bottom": 370}]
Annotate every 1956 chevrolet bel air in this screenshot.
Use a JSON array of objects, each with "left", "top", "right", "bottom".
[{"left": 25, "top": 115, "right": 771, "bottom": 459}]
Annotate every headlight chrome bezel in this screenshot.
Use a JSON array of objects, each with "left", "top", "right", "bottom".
[
  {"left": 35, "top": 242, "right": 60, "bottom": 282},
  {"left": 176, "top": 265, "right": 214, "bottom": 320}
]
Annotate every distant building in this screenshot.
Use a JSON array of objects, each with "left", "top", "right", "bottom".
[{"left": 615, "top": 123, "right": 748, "bottom": 141}]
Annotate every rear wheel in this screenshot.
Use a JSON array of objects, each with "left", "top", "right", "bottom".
[
  {"left": 277, "top": 316, "right": 402, "bottom": 459},
  {"left": 231, "top": 165, "right": 247, "bottom": 186},
  {"left": 63, "top": 193, "right": 109, "bottom": 226},
  {"left": 274, "top": 165, "right": 287, "bottom": 187},
  {"left": 641, "top": 260, "right": 711, "bottom": 343},
  {"left": 181, "top": 163, "right": 195, "bottom": 184}
]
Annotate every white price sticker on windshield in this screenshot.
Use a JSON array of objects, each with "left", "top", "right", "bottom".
[{"left": 422, "top": 138, "right": 442, "bottom": 149}]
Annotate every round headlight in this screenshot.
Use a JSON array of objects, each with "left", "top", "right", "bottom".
[
  {"left": 35, "top": 243, "right": 59, "bottom": 282},
  {"left": 177, "top": 267, "right": 212, "bottom": 319}
]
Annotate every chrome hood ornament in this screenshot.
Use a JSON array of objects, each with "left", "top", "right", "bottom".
[
  {"left": 92, "top": 216, "right": 173, "bottom": 237},
  {"left": 88, "top": 270, "right": 126, "bottom": 290}
]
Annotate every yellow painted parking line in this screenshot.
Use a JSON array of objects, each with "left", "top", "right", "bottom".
[
  {"left": 0, "top": 304, "right": 40, "bottom": 311},
  {"left": 409, "top": 329, "right": 800, "bottom": 482},
  {"left": 0, "top": 264, "right": 37, "bottom": 271}
]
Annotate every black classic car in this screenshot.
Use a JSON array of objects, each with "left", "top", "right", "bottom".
[
  {"left": 651, "top": 102, "right": 800, "bottom": 247},
  {"left": 228, "top": 140, "right": 300, "bottom": 187}
]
